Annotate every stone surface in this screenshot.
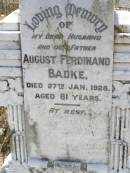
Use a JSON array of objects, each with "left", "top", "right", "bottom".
[
  {"left": 117, "top": 0, "right": 130, "bottom": 8},
  {"left": 21, "top": 0, "right": 113, "bottom": 164}
]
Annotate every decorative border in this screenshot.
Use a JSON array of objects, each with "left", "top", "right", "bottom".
[
  {"left": 8, "top": 104, "right": 27, "bottom": 163},
  {"left": 111, "top": 107, "right": 129, "bottom": 172}
]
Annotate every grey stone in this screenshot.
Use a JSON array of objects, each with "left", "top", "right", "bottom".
[{"left": 21, "top": 0, "right": 113, "bottom": 167}]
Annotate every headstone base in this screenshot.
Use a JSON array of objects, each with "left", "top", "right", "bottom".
[
  {"left": 1, "top": 157, "right": 130, "bottom": 173},
  {"left": 0, "top": 156, "right": 111, "bottom": 173}
]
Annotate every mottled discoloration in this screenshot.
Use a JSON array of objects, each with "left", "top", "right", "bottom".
[{"left": 28, "top": 117, "right": 40, "bottom": 156}]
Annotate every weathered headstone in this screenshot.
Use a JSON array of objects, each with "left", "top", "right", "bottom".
[
  {"left": 115, "top": 0, "right": 130, "bottom": 8},
  {"left": 21, "top": 0, "right": 113, "bottom": 166}
]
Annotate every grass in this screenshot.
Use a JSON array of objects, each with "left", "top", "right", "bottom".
[
  {"left": 0, "top": 107, "right": 10, "bottom": 166},
  {"left": 0, "top": 15, "right": 5, "bottom": 20}
]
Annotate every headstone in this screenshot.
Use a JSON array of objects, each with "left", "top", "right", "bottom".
[
  {"left": 21, "top": 0, "right": 113, "bottom": 165},
  {"left": 116, "top": 0, "right": 130, "bottom": 8}
]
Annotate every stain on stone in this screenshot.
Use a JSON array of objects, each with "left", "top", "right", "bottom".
[
  {"left": 25, "top": 106, "right": 40, "bottom": 155},
  {"left": 92, "top": 0, "right": 113, "bottom": 22},
  {"left": 62, "top": 39, "right": 70, "bottom": 54},
  {"left": 80, "top": 162, "right": 87, "bottom": 171},
  {"left": 29, "top": 167, "right": 34, "bottom": 173},
  {"left": 66, "top": 144, "right": 71, "bottom": 159},
  {"left": 92, "top": 0, "right": 102, "bottom": 15},
  {"left": 112, "top": 84, "right": 116, "bottom": 92},
  {"left": 57, "top": 28, "right": 70, "bottom": 54},
  {"left": 42, "top": 168, "right": 47, "bottom": 171},
  {"left": 127, "top": 91, "right": 130, "bottom": 96},
  {"left": 46, "top": 20, "right": 51, "bottom": 32},
  {"left": 106, "top": 0, "right": 114, "bottom": 11},
  {"left": 88, "top": 112, "right": 94, "bottom": 136},
  {"left": 29, "top": 121, "right": 40, "bottom": 149},
  {"left": 48, "top": 161, "right": 54, "bottom": 168},
  {"left": 35, "top": 169, "right": 43, "bottom": 173},
  {"left": 120, "top": 81, "right": 130, "bottom": 84}
]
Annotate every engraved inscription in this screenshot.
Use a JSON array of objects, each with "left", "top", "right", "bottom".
[{"left": 21, "top": 0, "right": 113, "bottom": 162}]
